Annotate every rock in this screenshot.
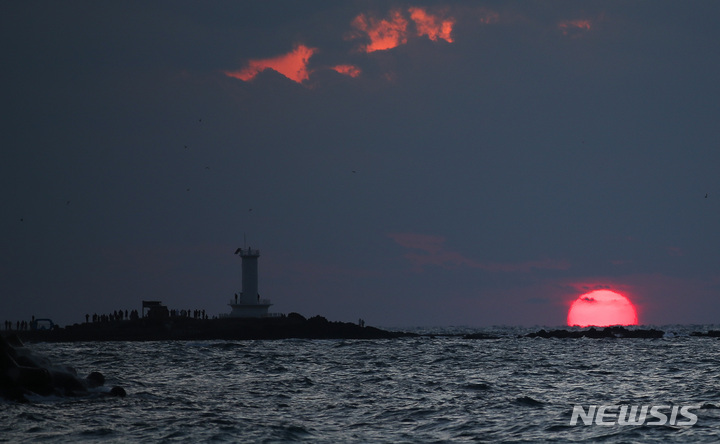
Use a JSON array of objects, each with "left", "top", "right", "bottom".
[
  {"left": 86, "top": 371, "right": 105, "bottom": 388},
  {"left": 525, "top": 326, "right": 664, "bottom": 339},
  {"left": 110, "top": 386, "right": 127, "bottom": 397},
  {"left": 1, "top": 334, "right": 125, "bottom": 401}
]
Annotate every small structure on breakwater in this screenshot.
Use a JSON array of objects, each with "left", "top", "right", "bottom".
[{"left": 228, "top": 246, "right": 273, "bottom": 318}]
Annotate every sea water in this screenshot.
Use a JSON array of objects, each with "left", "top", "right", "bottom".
[{"left": 3, "top": 325, "right": 720, "bottom": 443}]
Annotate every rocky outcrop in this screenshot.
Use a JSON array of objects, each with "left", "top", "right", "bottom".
[
  {"left": 1, "top": 334, "right": 126, "bottom": 402},
  {"left": 525, "top": 326, "right": 664, "bottom": 339}
]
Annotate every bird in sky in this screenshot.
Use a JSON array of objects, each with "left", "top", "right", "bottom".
[{"left": 705, "top": 193, "right": 708, "bottom": 198}]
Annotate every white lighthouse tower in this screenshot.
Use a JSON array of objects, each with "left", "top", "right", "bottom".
[{"left": 228, "top": 246, "right": 272, "bottom": 317}]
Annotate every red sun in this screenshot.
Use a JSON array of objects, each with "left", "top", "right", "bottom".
[{"left": 567, "top": 290, "right": 638, "bottom": 327}]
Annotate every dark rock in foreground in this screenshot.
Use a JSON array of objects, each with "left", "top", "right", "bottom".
[
  {"left": 1, "top": 334, "right": 126, "bottom": 402},
  {"left": 9, "top": 315, "right": 416, "bottom": 343},
  {"left": 525, "top": 326, "right": 664, "bottom": 339}
]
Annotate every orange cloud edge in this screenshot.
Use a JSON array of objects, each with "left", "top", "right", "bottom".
[{"left": 224, "top": 7, "right": 458, "bottom": 84}]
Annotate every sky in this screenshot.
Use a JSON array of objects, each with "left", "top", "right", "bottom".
[{"left": 2, "top": 1, "right": 720, "bottom": 328}]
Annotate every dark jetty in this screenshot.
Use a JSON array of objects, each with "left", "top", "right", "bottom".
[
  {"left": 526, "top": 326, "right": 664, "bottom": 339},
  {"left": 11, "top": 313, "right": 415, "bottom": 343},
  {"left": 1, "top": 334, "right": 126, "bottom": 402},
  {"left": 690, "top": 330, "right": 720, "bottom": 337}
]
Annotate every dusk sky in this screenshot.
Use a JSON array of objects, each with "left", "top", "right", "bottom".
[{"left": 3, "top": 1, "right": 720, "bottom": 328}]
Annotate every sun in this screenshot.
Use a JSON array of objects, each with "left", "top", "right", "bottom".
[{"left": 567, "top": 290, "right": 638, "bottom": 327}]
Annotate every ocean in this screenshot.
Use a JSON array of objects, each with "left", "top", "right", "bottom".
[{"left": 3, "top": 325, "right": 720, "bottom": 443}]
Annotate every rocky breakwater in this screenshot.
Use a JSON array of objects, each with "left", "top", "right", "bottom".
[
  {"left": 525, "top": 326, "right": 665, "bottom": 339},
  {"left": 14, "top": 313, "right": 416, "bottom": 342}
]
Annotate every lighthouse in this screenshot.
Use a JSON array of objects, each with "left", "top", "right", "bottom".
[{"left": 228, "top": 246, "right": 272, "bottom": 317}]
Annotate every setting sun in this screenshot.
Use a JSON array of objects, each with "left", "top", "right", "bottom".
[{"left": 567, "top": 290, "right": 638, "bottom": 327}]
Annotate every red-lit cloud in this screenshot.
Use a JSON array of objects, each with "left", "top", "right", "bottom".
[
  {"left": 349, "top": 7, "right": 455, "bottom": 53},
  {"left": 388, "top": 232, "right": 481, "bottom": 270},
  {"left": 223, "top": 7, "right": 593, "bottom": 87},
  {"left": 478, "top": 9, "right": 500, "bottom": 25},
  {"left": 388, "top": 233, "right": 570, "bottom": 272},
  {"left": 408, "top": 7, "right": 454, "bottom": 42},
  {"left": 224, "top": 44, "right": 317, "bottom": 84},
  {"left": 331, "top": 64, "right": 361, "bottom": 78},
  {"left": 351, "top": 10, "right": 409, "bottom": 52},
  {"left": 558, "top": 19, "right": 592, "bottom": 37}
]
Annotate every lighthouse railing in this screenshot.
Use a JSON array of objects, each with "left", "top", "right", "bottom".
[{"left": 228, "top": 299, "right": 273, "bottom": 306}]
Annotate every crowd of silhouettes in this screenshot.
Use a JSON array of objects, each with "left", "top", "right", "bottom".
[
  {"left": 4, "top": 307, "right": 212, "bottom": 331},
  {"left": 84, "top": 308, "right": 208, "bottom": 323},
  {"left": 3, "top": 320, "right": 31, "bottom": 331},
  {"left": 86, "top": 310, "right": 140, "bottom": 323},
  {"left": 3, "top": 315, "right": 40, "bottom": 331},
  {"left": 170, "top": 309, "right": 207, "bottom": 319}
]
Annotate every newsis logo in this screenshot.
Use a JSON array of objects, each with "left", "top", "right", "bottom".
[{"left": 570, "top": 405, "right": 700, "bottom": 426}]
